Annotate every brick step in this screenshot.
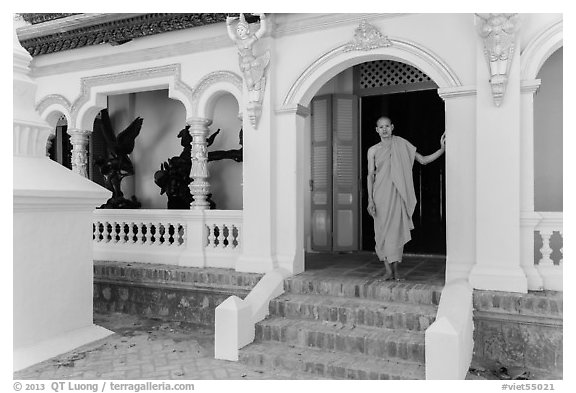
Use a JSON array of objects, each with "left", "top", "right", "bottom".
[
  {"left": 239, "top": 341, "right": 425, "bottom": 380},
  {"left": 270, "top": 293, "right": 437, "bottom": 331},
  {"left": 94, "top": 261, "right": 263, "bottom": 290},
  {"left": 473, "top": 290, "right": 563, "bottom": 319},
  {"left": 255, "top": 317, "right": 425, "bottom": 363},
  {"left": 284, "top": 276, "right": 443, "bottom": 305}
]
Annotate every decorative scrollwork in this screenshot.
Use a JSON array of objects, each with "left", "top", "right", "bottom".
[{"left": 344, "top": 20, "right": 392, "bottom": 52}]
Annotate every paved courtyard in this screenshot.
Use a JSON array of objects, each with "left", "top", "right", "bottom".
[{"left": 14, "top": 312, "right": 322, "bottom": 380}]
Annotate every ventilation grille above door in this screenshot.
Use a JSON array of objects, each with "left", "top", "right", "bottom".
[{"left": 358, "top": 60, "right": 436, "bottom": 94}]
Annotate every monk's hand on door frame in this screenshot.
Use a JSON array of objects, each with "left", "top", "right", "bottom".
[{"left": 367, "top": 201, "right": 376, "bottom": 217}]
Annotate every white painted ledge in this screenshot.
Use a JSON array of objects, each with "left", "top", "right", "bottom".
[
  {"left": 14, "top": 324, "right": 113, "bottom": 372},
  {"left": 214, "top": 267, "right": 291, "bottom": 361}
]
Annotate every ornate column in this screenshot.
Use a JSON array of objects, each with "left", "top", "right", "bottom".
[
  {"left": 67, "top": 128, "right": 91, "bottom": 178},
  {"left": 187, "top": 117, "right": 212, "bottom": 209},
  {"left": 520, "top": 79, "right": 544, "bottom": 290}
]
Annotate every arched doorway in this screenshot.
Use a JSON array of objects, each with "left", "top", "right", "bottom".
[
  {"left": 276, "top": 39, "right": 475, "bottom": 281},
  {"left": 308, "top": 60, "right": 446, "bottom": 256}
]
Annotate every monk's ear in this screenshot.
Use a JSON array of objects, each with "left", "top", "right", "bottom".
[{"left": 390, "top": 124, "right": 394, "bottom": 132}]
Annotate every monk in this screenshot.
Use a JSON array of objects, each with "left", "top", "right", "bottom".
[{"left": 367, "top": 116, "right": 446, "bottom": 280}]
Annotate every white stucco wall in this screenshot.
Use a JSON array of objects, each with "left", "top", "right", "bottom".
[
  {"left": 534, "top": 48, "right": 562, "bottom": 212},
  {"left": 25, "top": 13, "right": 563, "bottom": 281}
]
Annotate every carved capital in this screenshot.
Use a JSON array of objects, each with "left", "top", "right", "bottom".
[
  {"left": 476, "top": 13, "right": 520, "bottom": 107},
  {"left": 521, "top": 79, "right": 541, "bottom": 95},
  {"left": 344, "top": 20, "right": 391, "bottom": 52}
]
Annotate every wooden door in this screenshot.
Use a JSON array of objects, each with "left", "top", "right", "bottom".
[
  {"left": 310, "top": 95, "right": 333, "bottom": 250},
  {"left": 310, "top": 94, "right": 360, "bottom": 251}
]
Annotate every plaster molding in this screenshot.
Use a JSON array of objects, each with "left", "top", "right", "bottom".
[
  {"left": 475, "top": 13, "right": 520, "bottom": 107},
  {"left": 521, "top": 19, "right": 563, "bottom": 80},
  {"left": 70, "top": 64, "right": 193, "bottom": 128},
  {"left": 521, "top": 79, "right": 542, "bottom": 95},
  {"left": 272, "top": 13, "right": 410, "bottom": 38},
  {"left": 275, "top": 104, "right": 311, "bottom": 118},
  {"left": 35, "top": 94, "right": 72, "bottom": 123},
  {"left": 283, "top": 36, "right": 461, "bottom": 106},
  {"left": 437, "top": 85, "right": 477, "bottom": 100},
  {"left": 190, "top": 71, "right": 243, "bottom": 118},
  {"left": 13, "top": 193, "right": 109, "bottom": 212},
  {"left": 344, "top": 20, "right": 392, "bottom": 52},
  {"left": 13, "top": 122, "right": 53, "bottom": 157}
]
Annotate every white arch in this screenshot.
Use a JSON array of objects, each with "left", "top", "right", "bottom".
[
  {"left": 35, "top": 94, "right": 72, "bottom": 129},
  {"left": 521, "top": 20, "right": 563, "bottom": 80},
  {"left": 71, "top": 64, "right": 194, "bottom": 131},
  {"left": 283, "top": 38, "right": 462, "bottom": 107},
  {"left": 190, "top": 71, "right": 243, "bottom": 120}
]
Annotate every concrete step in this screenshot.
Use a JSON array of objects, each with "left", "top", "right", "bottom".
[
  {"left": 284, "top": 276, "right": 443, "bottom": 305},
  {"left": 270, "top": 293, "right": 437, "bottom": 331},
  {"left": 255, "top": 317, "right": 425, "bottom": 363},
  {"left": 239, "top": 341, "right": 425, "bottom": 380}
]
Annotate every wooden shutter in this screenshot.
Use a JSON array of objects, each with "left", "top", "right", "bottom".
[
  {"left": 310, "top": 96, "right": 333, "bottom": 250},
  {"left": 332, "top": 95, "right": 359, "bottom": 251}
]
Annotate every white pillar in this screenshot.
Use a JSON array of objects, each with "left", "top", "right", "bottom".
[
  {"left": 187, "top": 117, "right": 212, "bottom": 210},
  {"left": 519, "top": 79, "right": 544, "bottom": 290},
  {"left": 273, "top": 105, "right": 309, "bottom": 275},
  {"left": 68, "top": 128, "right": 91, "bottom": 178},
  {"left": 469, "top": 33, "right": 527, "bottom": 293},
  {"left": 236, "top": 71, "right": 276, "bottom": 273},
  {"left": 13, "top": 17, "right": 112, "bottom": 371},
  {"left": 438, "top": 87, "right": 477, "bottom": 283}
]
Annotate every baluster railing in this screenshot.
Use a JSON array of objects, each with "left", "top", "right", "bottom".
[
  {"left": 535, "top": 212, "right": 563, "bottom": 291},
  {"left": 92, "top": 209, "right": 241, "bottom": 268}
]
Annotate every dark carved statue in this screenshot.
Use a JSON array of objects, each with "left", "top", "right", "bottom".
[
  {"left": 208, "top": 128, "right": 243, "bottom": 163},
  {"left": 155, "top": 127, "right": 243, "bottom": 209},
  {"left": 95, "top": 109, "right": 143, "bottom": 209},
  {"left": 154, "top": 126, "right": 194, "bottom": 210}
]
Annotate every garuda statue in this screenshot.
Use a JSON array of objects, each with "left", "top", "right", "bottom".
[{"left": 95, "top": 109, "right": 143, "bottom": 209}]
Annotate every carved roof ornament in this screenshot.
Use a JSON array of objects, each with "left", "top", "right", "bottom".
[
  {"left": 17, "top": 13, "right": 229, "bottom": 57},
  {"left": 345, "top": 19, "right": 392, "bottom": 52},
  {"left": 475, "top": 13, "right": 520, "bottom": 107}
]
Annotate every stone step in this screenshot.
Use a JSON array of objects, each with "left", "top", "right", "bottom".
[
  {"left": 284, "top": 276, "right": 443, "bottom": 305},
  {"left": 239, "top": 341, "right": 425, "bottom": 380},
  {"left": 270, "top": 293, "right": 437, "bottom": 331},
  {"left": 255, "top": 317, "right": 425, "bottom": 363}
]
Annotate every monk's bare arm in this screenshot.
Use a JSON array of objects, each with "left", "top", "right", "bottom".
[
  {"left": 415, "top": 132, "right": 446, "bottom": 165},
  {"left": 367, "top": 147, "right": 376, "bottom": 216}
]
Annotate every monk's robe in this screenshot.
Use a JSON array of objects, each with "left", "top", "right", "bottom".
[{"left": 372, "top": 136, "right": 417, "bottom": 262}]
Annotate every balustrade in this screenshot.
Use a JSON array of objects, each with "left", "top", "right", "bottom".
[
  {"left": 93, "top": 209, "right": 242, "bottom": 268},
  {"left": 534, "top": 212, "right": 563, "bottom": 291}
]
